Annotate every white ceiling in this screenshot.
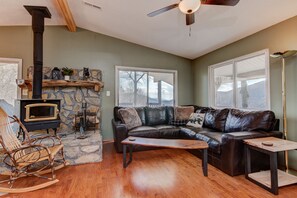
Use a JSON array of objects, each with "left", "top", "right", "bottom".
[{"left": 1, "top": 0, "right": 297, "bottom": 59}]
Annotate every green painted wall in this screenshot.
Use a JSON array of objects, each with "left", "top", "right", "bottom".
[
  {"left": 192, "top": 16, "right": 297, "bottom": 170},
  {"left": 0, "top": 26, "right": 193, "bottom": 140}
]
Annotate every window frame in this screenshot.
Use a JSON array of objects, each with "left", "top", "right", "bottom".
[
  {"left": 115, "top": 66, "right": 178, "bottom": 106},
  {"left": 208, "top": 49, "right": 270, "bottom": 110}
]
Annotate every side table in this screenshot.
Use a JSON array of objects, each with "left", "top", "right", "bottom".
[{"left": 244, "top": 137, "right": 297, "bottom": 195}]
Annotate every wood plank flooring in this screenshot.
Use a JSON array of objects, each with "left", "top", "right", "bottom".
[{"left": 1, "top": 142, "right": 297, "bottom": 198}]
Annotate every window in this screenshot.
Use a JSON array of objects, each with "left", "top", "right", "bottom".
[
  {"left": 115, "top": 66, "right": 177, "bottom": 107},
  {"left": 0, "top": 58, "right": 22, "bottom": 107},
  {"left": 208, "top": 49, "right": 270, "bottom": 110}
]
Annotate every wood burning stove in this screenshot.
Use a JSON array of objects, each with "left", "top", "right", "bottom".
[{"left": 16, "top": 99, "right": 61, "bottom": 139}]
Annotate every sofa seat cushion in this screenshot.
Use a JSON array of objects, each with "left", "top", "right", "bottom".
[
  {"left": 128, "top": 126, "right": 160, "bottom": 138},
  {"left": 225, "top": 109, "right": 276, "bottom": 132},
  {"left": 128, "top": 125, "right": 181, "bottom": 138},
  {"left": 180, "top": 127, "right": 221, "bottom": 154},
  {"left": 155, "top": 125, "right": 180, "bottom": 138}
]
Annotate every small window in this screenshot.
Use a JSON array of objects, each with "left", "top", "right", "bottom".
[
  {"left": 0, "top": 58, "right": 22, "bottom": 107},
  {"left": 115, "top": 66, "right": 178, "bottom": 107},
  {"left": 208, "top": 49, "right": 270, "bottom": 110}
]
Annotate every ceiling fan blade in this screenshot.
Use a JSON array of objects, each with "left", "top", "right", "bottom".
[
  {"left": 186, "top": 13, "right": 195, "bottom": 26},
  {"left": 201, "top": 0, "right": 240, "bottom": 6},
  {"left": 147, "top": 3, "right": 179, "bottom": 17}
]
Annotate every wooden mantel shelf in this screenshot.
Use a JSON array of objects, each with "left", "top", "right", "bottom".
[{"left": 20, "top": 79, "right": 104, "bottom": 92}]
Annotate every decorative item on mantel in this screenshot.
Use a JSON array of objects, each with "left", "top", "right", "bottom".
[
  {"left": 61, "top": 67, "right": 74, "bottom": 81},
  {"left": 83, "top": 67, "right": 90, "bottom": 80},
  {"left": 51, "top": 67, "right": 62, "bottom": 80}
]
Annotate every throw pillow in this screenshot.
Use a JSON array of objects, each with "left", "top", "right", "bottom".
[
  {"left": 118, "top": 108, "right": 142, "bottom": 130},
  {"left": 174, "top": 106, "right": 194, "bottom": 120},
  {"left": 186, "top": 113, "right": 205, "bottom": 128}
]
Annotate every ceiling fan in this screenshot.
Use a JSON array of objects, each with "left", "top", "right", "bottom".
[{"left": 148, "top": 0, "right": 240, "bottom": 26}]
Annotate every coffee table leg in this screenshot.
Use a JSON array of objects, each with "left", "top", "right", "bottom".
[
  {"left": 202, "top": 148, "right": 208, "bottom": 176},
  {"left": 245, "top": 145, "right": 251, "bottom": 178},
  {"left": 129, "top": 144, "right": 133, "bottom": 163},
  {"left": 270, "top": 152, "right": 278, "bottom": 195},
  {"left": 123, "top": 144, "right": 127, "bottom": 168},
  {"left": 123, "top": 144, "right": 133, "bottom": 168}
]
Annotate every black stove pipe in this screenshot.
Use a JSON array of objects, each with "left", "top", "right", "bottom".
[{"left": 24, "top": 6, "right": 51, "bottom": 99}]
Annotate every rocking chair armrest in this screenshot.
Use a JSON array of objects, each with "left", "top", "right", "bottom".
[{"left": 12, "top": 144, "right": 51, "bottom": 155}]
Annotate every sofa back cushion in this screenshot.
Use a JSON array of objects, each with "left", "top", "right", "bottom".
[
  {"left": 196, "top": 106, "right": 212, "bottom": 113},
  {"left": 204, "top": 108, "right": 229, "bottom": 132},
  {"left": 145, "top": 106, "right": 167, "bottom": 126},
  {"left": 225, "top": 109, "right": 276, "bottom": 132},
  {"left": 135, "top": 107, "right": 146, "bottom": 125},
  {"left": 166, "top": 106, "right": 175, "bottom": 124},
  {"left": 114, "top": 106, "right": 123, "bottom": 122}
]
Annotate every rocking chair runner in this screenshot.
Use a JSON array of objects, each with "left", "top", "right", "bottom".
[{"left": 0, "top": 107, "right": 68, "bottom": 193}]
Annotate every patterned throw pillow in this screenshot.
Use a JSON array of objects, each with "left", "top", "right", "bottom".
[
  {"left": 174, "top": 106, "right": 194, "bottom": 121},
  {"left": 186, "top": 113, "right": 205, "bottom": 128},
  {"left": 118, "top": 108, "right": 142, "bottom": 130}
]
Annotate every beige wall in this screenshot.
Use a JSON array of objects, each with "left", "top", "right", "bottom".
[
  {"left": 192, "top": 16, "right": 297, "bottom": 170},
  {"left": 0, "top": 26, "right": 193, "bottom": 140}
]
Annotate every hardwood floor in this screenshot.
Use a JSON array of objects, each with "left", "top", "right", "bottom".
[{"left": 1, "top": 142, "right": 297, "bottom": 198}]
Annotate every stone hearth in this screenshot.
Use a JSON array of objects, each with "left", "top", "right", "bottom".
[{"left": 62, "top": 131, "right": 102, "bottom": 164}]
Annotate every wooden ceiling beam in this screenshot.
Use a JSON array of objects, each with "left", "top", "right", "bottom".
[{"left": 55, "top": 0, "right": 76, "bottom": 32}]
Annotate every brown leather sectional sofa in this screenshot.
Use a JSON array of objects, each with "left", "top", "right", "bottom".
[{"left": 112, "top": 105, "right": 282, "bottom": 176}]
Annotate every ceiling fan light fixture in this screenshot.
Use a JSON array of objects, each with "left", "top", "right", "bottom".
[{"left": 179, "top": 0, "right": 201, "bottom": 14}]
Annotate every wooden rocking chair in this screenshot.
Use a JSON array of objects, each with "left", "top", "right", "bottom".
[{"left": 0, "top": 107, "right": 68, "bottom": 193}]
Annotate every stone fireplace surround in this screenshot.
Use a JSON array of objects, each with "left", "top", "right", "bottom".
[{"left": 27, "top": 66, "right": 102, "bottom": 134}]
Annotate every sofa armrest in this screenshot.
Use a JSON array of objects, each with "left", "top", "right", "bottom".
[
  {"left": 112, "top": 119, "right": 128, "bottom": 153},
  {"left": 222, "top": 131, "right": 282, "bottom": 141},
  {"left": 220, "top": 131, "right": 283, "bottom": 176}
]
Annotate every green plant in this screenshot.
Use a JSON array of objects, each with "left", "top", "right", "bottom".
[{"left": 61, "top": 67, "right": 74, "bottom": 76}]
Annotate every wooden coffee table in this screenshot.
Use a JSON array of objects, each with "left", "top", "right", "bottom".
[
  {"left": 244, "top": 137, "right": 297, "bottom": 195},
  {"left": 121, "top": 137, "right": 209, "bottom": 176}
]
